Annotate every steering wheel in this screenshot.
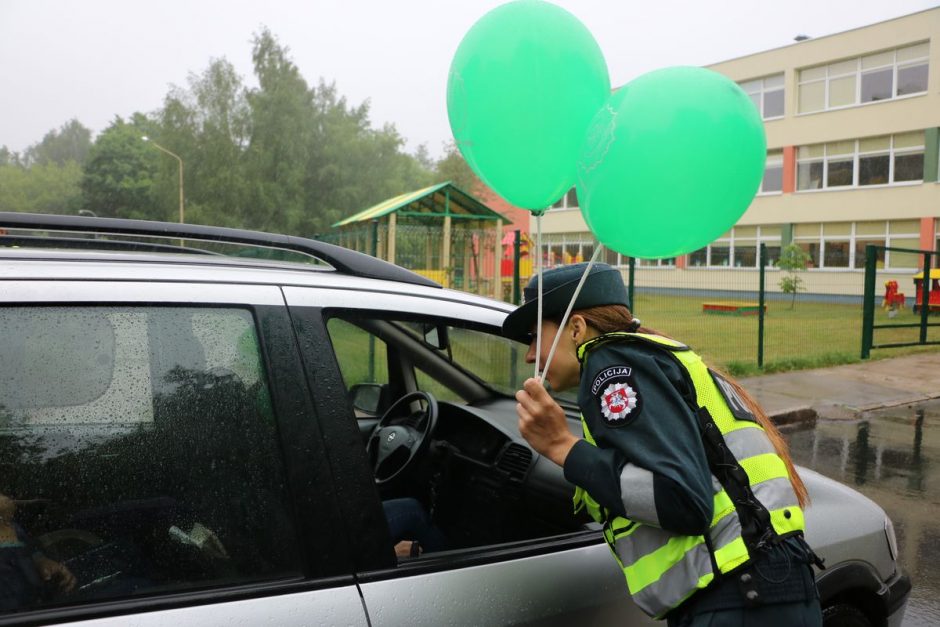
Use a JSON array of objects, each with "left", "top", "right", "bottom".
[{"left": 367, "top": 391, "right": 439, "bottom": 485}]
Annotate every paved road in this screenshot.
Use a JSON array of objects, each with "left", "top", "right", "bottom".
[{"left": 740, "top": 351, "right": 940, "bottom": 423}]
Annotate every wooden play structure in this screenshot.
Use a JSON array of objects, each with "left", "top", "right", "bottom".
[
  {"left": 912, "top": 269, "right": 940, "bottom": 313},
  {"left": 330, "top": 182, "right": 509, "bottom": 299}
]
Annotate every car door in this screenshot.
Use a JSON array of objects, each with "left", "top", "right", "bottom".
[
  {"left": 284, "top": 285, "right": 653, "bottom": 626},
  {"left": 0, "top": 280, "right": 366, "bottom": 626}
]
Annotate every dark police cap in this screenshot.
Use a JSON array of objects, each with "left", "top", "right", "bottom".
[{"left": 501, "top": 262, "right": 628, "bottom": 343}]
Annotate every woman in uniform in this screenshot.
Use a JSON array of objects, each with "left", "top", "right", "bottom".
[{"left": 505, "top": 262, "right": 823, "bottom": 627}]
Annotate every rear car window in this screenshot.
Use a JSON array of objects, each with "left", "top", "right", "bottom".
[{"left": 0, "top": 306, "right": 300, "bottom": 615}]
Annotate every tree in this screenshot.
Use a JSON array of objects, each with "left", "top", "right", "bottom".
[
  {"left": 434, "top": 141, "right": 481, "bottom": 193},
  {"left": 0, "top": 146, "right": 20, "bottom": 167},
  {"left": 80, "top": 115, "right": 165, "bottom": 220},
  {"left": 777, "top": 243, "right": 811, "bottom": 309},
  {"left": 156, "top": 58, "right": 251, "bottom": 227},
  {"left": 0, "top": 161, "right": 83, "bottom": 214},
  {"left": 23, "top": 119, "right": 93, "bottom": 167},
  {"left": 241, "top": 29, "right": 313, "bottom": 233}
]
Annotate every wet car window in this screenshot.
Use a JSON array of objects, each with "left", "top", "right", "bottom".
[
  {"left": 0, "top": 308, "right": 116, "bottom": 411},
  {"left": 0, "top": 307, "right": 301, "bottom": 615},
  {"left": 328, "top": 317, "right": 390, "bottom": 391}
]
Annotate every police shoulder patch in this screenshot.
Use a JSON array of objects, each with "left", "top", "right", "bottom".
[{"left": 591, "top": 365, "right": 642, "bottom": 428}]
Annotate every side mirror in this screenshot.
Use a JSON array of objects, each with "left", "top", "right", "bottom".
[
  {"left": 422, "top": 322, "right": 449, "bottom": 352},
  {"left": 349, "top": 383, "right": 384, "bottom": 415}
]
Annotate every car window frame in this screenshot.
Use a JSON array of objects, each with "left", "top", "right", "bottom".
[
  {"left": 284, "top": 289, "right": 606, "bottom": 580},
  {"left": 0, "top": 282, "right": 358, "bottom": 625}
]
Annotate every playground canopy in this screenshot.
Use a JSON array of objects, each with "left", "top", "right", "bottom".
[{"left": 329, "top": 182, "right": 510, "bottom": 297}]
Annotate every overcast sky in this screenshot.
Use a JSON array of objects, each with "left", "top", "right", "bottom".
[{"left": 1, "top": 0, "right": 937, "bottom": 157}]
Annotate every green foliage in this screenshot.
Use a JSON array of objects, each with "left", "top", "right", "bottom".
[
  {"left": 434, "top": 141, "right": 481, "bottom": 193},
  {"left": 80, "top": 115, "right": 165, "bottom": 220},
  {"left": 23, "top": 119, "right": 93, "bottom": 167},
  {"left": 0, "top": 119, "right": 90, "bottom": 215},
  {"left": 0, "top": 161, "right": 83, "bottom": 214},
  {"left": 155, "top": 57, "right": 251, "bottom": 227},
  {"left": 0, "top": 146, "right": 20, "bottom": 167},
  {"left": 777, "top": 243, "right": 811, "bottom": 309},
  {"left": 12, "top": 28, "right": 436, "bottom": 233}
]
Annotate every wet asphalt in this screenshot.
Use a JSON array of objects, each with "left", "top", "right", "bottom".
[{"left": 740, "top": 352, "right": 940, "bottom": 626}]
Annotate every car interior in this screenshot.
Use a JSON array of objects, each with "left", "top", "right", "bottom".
[{"left": 325, "top": 312, "right": 590, "bottom": 557}]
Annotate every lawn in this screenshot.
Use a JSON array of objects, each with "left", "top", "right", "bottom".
[{"left": 633, "top": 293, "right": 940, "bottom": 376}]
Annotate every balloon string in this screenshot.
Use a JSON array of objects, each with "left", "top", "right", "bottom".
[
  {"left": 535, "top": 211, "right": 543, "bottom": 379},
  {"left": 539, "top": 244, "right": 603, "bottom": 386}
]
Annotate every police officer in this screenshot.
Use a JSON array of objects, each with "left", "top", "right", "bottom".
[{"left": 506, "top": 263, "right": 823, "bottom": 627}]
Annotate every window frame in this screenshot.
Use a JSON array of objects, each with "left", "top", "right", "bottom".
[
  {"left": 740, "top": 73, "right": 785, "bottom": 120},
  {"left": 797, "top": 42, "right": 930, "bottom": 114},
  {"left": 0, "top": 282, "right": 355, "bottom": 623},
  {"left": 791, "top": 221, "right": 923, "bottom": 270},
  {"left": 687, "top": 226, "right": 782, "bottom": 269},
  {"left": 549, "top": 187, "right": 579, "bottom": 211},
  {"left": 283, "top": 291, "right": 606, "bottom": 576},
  {"left": 759, "top": 150, "right": 784, "bottom": 195},
  {"left": 796, "top": 133, "right": 925, "bottom": 192}
]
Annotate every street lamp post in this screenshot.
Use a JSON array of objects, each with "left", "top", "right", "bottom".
[{"left": 141, "top": 136, "right": 184, "bottom": 224}]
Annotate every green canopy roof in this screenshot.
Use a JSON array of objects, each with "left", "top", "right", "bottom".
[{"left": 332, "top": 182, "right": 507, "bottom": 228}]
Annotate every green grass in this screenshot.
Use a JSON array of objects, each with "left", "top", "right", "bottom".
[{"left": 633, "top": 294, "right": 940, "bottom": 375}]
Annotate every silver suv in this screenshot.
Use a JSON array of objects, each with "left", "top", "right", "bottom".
[{"left": 0, "top": 213, "right": 910, "bottom": 626}]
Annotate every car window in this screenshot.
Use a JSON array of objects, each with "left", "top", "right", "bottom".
[
  {"left": 415, "top": 325, "right": 528, "bottom": 400},
  {"left": 0, "top": 306, "right": 301, "bottom": 615},
  {"left": 328, "top": 317, "right": 390, "bottom": 390}
]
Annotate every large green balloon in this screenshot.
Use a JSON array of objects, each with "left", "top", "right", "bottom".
[
  {"left": 577, "top": 66, "right": 766, "bottom": 258},
  {"left": 447, "top": 0, "right": 610, "bottom": 210}
]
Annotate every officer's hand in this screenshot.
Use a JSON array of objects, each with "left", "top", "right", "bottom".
[{"left": 516, "top": 378, "right": 579, "bottom": 467}]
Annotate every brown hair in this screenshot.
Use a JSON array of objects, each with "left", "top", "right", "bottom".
[{"left": 570, "top": 304, "right": 809, "bottom": 508}]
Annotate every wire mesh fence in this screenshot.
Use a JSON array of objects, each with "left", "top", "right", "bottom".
[
  {"left": 320, "top": 226, "right": 938, "bottom": 373},
  {"left": 321, "top": 218, "right": 502, "bottom": 298}
]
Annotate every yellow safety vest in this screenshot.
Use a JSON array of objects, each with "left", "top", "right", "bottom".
[{"left": 573, "top": 332, "right": 805, "bottom": 619}]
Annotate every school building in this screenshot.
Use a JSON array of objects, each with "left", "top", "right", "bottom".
[{"left": 537, "top": 7, "right": 940, "bottom": 298}]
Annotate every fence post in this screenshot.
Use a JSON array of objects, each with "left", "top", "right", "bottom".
[
  {"left": 758, "top": 243, "right": 766, "bottom": 368},
  {"left": 370, "top": 219, "right": 379, "bottom": 258},
  {"left": 861, "top": 244, "right": 877, "bottom": 359},
  {"left": 628, "top": 257, "right": 636, "bottom": 313},
  {"left": 513, "top": 230, "right": 522, "bottom": 305},
  {"left": 919, "top": 251, "right": 933, "bottom": 345}
]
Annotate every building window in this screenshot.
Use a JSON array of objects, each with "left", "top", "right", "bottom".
[
  {"left": 793, "top": 221, "right": 922, "bottom": 270},
  {"left": 760, "top": 150, "right": 783, "bottom": 193},
  {"left": 687, "top": 226, "right": 781, "bottom": 268},
  {"left": 540, "top": 232, "right": 595, "bottom": 267},
  {"left": 634, "top": 257, "right": 676, "bottom": 268},
  {"left": 798, "top": 42, "right": 929, "bottom": 113},
  {"left": 740, "top": 73, "right": 785, "bottom": 119},
  {"left": 797, "top": 131, "right": 924, "bottom": 191},
  {"left": 550, "top": 188, "right": 579, "bottom": 210}
]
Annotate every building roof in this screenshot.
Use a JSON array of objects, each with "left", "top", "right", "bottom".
[{"left": 332, "top": 182, "right": 507, "bottom": 228}]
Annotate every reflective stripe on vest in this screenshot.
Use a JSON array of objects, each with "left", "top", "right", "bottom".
[{"left": 573, "top": 332, "right": 805, "bottom": 618}]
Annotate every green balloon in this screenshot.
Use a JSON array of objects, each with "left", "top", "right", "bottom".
[
  {"left": 447, "top": 0, "right": 610, "bottom": 210},
  {"left": 577, "top": 66, "right": 766, "bottom": 258}
]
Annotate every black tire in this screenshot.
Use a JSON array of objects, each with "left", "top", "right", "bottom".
[{"left": 822, "top": 603, "right": 873, "bottom": 627}]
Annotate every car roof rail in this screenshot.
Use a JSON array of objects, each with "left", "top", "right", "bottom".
[
  {"left": 0, "top": 212, "right": 441, "bottom": 288},
  {"left": 0, "top": 234, "right": 221, "bottom": 255}
]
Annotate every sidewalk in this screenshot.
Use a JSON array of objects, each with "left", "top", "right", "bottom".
[{"left": 739, "top": 351, "right": 940, "bottom": 424}]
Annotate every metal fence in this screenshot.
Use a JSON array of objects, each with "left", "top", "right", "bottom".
[
  {"left": 320, "top": 219, "right": 502, "bottom": 298},
  {"left": 320, "top": 227, "right": 939, "bottom": 373},
  {"left": 861, "top": 245, "right": 940, "bottom": 358}
]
